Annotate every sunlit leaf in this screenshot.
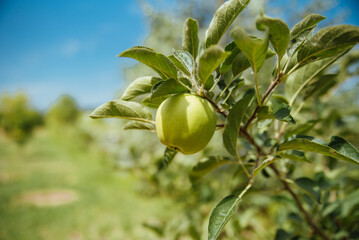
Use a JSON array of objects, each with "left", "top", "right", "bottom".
[
  {"left": 118, "top": 46, "right": 178, "bottom": 79},
  {"left": 256, "top": 15, "right": 290, "bottom": 58},
  {"left": 90, "top": 100, "right": 153, "bottom": 123},
  {"left": 198, "top": 46, "right": 230, "bottom": 85},
  {"left": 121, "top": 76, "right": 162, "bottom": 101},
  {"left": 182, "top": 17, "right": 199, "bottom": 59},
  {"left": 290, "top": 14, "right": 326, "bottom": 41},
  {"left": 231, "top": 27, "right": 269, "bottom": 72},
  {"left": 205, "top": 0, "right": 250, "bottom": 48}
]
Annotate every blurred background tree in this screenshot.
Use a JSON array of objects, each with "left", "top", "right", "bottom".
[{"left": 0, "top": 92, "right": 43, "bottom": 143}]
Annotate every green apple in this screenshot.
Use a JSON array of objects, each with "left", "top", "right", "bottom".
[{"left": 156, "top": 93, "right": 217, "bottom": 155}]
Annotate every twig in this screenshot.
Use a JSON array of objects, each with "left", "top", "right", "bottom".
[
  {"left": 244, "top": 74, "right": 282, "bottom": 130},
  {"left": 270, "top": 164, "right": 330, "bottom": 240}
]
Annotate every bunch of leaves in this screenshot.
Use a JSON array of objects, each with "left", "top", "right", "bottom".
[{"left": 90, "top": 0, "right": 359, "bottom": 239}]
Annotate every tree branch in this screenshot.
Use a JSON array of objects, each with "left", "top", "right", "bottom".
[{"left": 269, "top": 164, "right": 330, "bottom": 240}]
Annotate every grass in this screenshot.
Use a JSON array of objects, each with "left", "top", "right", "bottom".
[{"left": 0, "top": 125, "right": 178, "bottom": 240}]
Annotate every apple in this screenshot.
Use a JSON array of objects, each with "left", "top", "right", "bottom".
[{"left": 156, "top": 93, "right": 217, "bottom": 155}]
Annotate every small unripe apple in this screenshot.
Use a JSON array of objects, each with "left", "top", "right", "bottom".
[{"left": 156, "top": 93, "right": 217, "bottom": 155}]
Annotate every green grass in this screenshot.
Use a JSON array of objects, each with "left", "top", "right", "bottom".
[{"left": 0, "top": 126, "right": 178, "bottom": 240}]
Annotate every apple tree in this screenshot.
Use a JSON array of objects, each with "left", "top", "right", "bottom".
[{"left": 90, "top": 0, "right": 359, "bottom": 239}]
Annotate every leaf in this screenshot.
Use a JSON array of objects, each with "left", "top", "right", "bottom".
[
  {"left": 121, "top": 76, "right": 162, "bottom": 101},
  {"left": 189, "top": 156, "right": 233, "bottom": 183},
  {"left": 151, "top": 78, "right": 189, "bottom": 100},
  {"left": 169, "top": 55, "right": 191, "bottom": 76},
  {"left": 274, "top": 103, "right": 296, "bottom": 125},
  {"left": 118, "top": 46, "right": 178, "bottom": 79},
  {"left": 285, "top": 56, "right": 341, "bottom": 105},
  {"left": 278, "top": 136, "right": 359, "bottom": 165},
  {"left": 297, "top": 25, "right": 359, "bottom": 65},
  {"left": 232, "top": 48, "right": 276, "bottom": 77},
  {"left": 283, "top": 120, "right": 319, "bottom": 139},
  {"left": 205, "top": 0, "right": 250, "bottom": 48},
  {"left": 256, "top": 15, "right": 290, "bottom": 58},
  {"left": 174, "top": 50, "right": 195, "bottom": 75},
  {"left": 158, "top": 147, "right": 177, "bottom": 170},
  {"left": 123, "top": 121, "right": 155, "bottom": 131},
  {"left": 90, "top": 100, "right": 153, "bottom": 123},
  {"left": 223, "top": 92, "right": 254, "bottom": 155},
  {"left": 198, "top": 46, "right": 230, "bottom": 85},
  {"left": 258, "top": 106, "right": 274, "bottom": 120},
  {"left": 231, "top": 27, "right": 269, "bottom": 72},
  {"left": 142, "top": 95, "right": 167, "bottom": 109},
  {"left": 290, "top": 14, "right": 326, "bottom": 41},
  {"left": 294, "top": 177, "right": 321, "bottom": 203},
  {"left": 302, "top": 74, "right": 338, "bottom": 100},
  {"left": 220, "top": 42, "right": 241, "bottom": 74},
  {"left": 208, "top": 195, "right": 240, "bottom": 240},
  {"left": 278, "top": 152, "right": 310, "bottom": 162},
  {"left": 182, "top": 17, "right": 199, "bottom": 59},
  {"left": 287, "top": 14, "right": 325, "bottom": 56}
]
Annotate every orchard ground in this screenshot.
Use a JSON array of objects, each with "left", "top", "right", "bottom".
[{"left": 0, "top": 115, "right": 180, "bottom": 240}]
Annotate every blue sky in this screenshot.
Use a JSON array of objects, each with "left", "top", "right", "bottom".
[{"left": 0, "top": 0, "right": 358, "bottom": 110}]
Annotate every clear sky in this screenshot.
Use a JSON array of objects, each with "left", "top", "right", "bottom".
[{"left": 0, "top": 0, "right": 358, "bottom": 110}]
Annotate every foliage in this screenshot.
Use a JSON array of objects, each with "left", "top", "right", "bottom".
[
  {"left": 91, "top": 0, "right": 359, "bottom": 239},
  {"left": 0, "top": 92, "right": 43, "bottom": 143}
]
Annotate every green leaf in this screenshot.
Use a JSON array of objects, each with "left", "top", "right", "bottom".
[
  {"left": 151, "top": 78, "right": 190, "bottom": 100},
  {"left": 290, "top": 14, "right": 326, "bottom": 41},
  {"left": 278, "top": 152, "right": 310, "bottom": 162},
  {"left": 205, "top": 0, "right": 250, "bottom": 48},
  {"left": 258, "top": 106, "right": 274, "bottom": 120},
  {"left": 302, "top": 74, "right": 338, "bottom": 100},
  {"left": 121, "top": 76, "right": 162, "bottom": 101},
  {"left": 174, "top": 50, "right": 195, "bottom": 75},
  {"left": 90, "top": 100, "right": 153, "bottom": 123},
  {"left": 223, "top": 92, "right": 254, "bottom": 155},
  {"left": 294, "top": 177, "right": 321, "bottom": 203},
  {"left": 232, "top": 48, "right": 275, "bottom": 77},
  {"left": 297, "top": 25, "right": 359, "bottom": 65},
  {"left": 118, "top": 46, "right": 178, "bottom": 79},
  {"left": 283, "top": 120, "right": 319, "bottom": 139},
  {"left": 256, "top": 15, "right": 290, "bottom": 58},
  {"left": 285, "top": 56, "right": 341, "bottom": 105},
  {"left": 189, "top": 156, "right": 233, "bottom": 183},
  {"left": 208, "top": 195, "right": 240, "bottom": 240},
  {"left": 158, "top": 147, "right": 177, "bottom": 170},
  {"left": 169, "top": 54, "right": 191, "bottom": 76},
  {"left": 274, "top": 103, "right": 296, "bottom": 125},
  {"left": 142, "top": 95, "right": 167, "bottom": 109},
  {"left": 278, "top": 136, "right": 359, "bottom": 165},
  {"left": 198, "top": 46, "right": 230, "bottom": 85},
  {"left": 123, "top": 121, "right": 155, "bottom": 131},
  {"left": 231, "top": 27, "right": 269, "bottom": 72},
  {"left": 182, "top": 17, "right": 199, "bottom": 59},
  {"left": 220, "top": 42, "right": 241, "bottom": 74},
  {"left": 288, "top": 14, "right": 326, "bottom": 56}
]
